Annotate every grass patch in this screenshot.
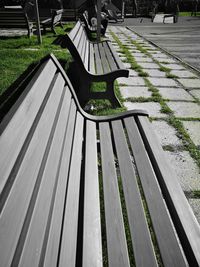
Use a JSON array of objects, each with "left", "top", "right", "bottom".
[{"left": 0, "top": 24, "right": 73, "bottom": 96}]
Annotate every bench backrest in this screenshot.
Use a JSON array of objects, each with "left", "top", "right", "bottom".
[
  {"left": 0, "top": 54, "right": 200, "bottom": 267},
  {"left": 63, "top": 20, "right": 93, "bottom": 72},
  {"left": 0, "top": 8, "right": 31, "bottom": 29}
]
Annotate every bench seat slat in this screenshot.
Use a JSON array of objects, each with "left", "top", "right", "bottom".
[
  {"left": 112, "top": 120, "right": 158, "bottom": 267},
  {"left": 124, "top": 117, "right": 188, "bottom": 267},
  {"left": 94, "top": 43, "right": 103, "bottom": 75},
  {"left": 83, "top": 120, "right": 102, "bottom": 267},
  {"left": 18, "top": 79, "right": 68, "bottom": 266},
  {"left": 99, "top": 122, "right": 130, "bottom": 267},
  {"left": 103, "top": 42, "right": 118, "bottom": 72},
  {"left": 98, "top": 43, "right": 110, "bottom": 73},
  {"left": 89, "top": 43, "right": 95, "bottom": 73},
  {"left": 42, "top": 92, "right": 77, "bottom": 267},
  {"left": 0, "top": 72, "right": 65, "bottom": 267},
  {"left": 0, "top": 59, "right": 57, "bottom": 197},
  {"left": 59, "top": 111, "right": 84, "bottom": 266}
]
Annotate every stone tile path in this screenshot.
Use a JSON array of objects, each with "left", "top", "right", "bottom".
[{"left": 107, "top": 26, "right": 200, "bottom": 223}]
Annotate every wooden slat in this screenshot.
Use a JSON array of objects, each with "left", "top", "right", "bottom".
[
  {"left": 99, "top": 122, "right": 130, "bottom": 267},
  {"left": 0, "top": 59, "right": 57, "bottom": 198},
  {"left": 137, "top": 116, "right": 200, "bottom": 267},
  {"left": 73, "top": 25, "right": 83, "bottom": 50},
  {"left": 0, "top": 73, "right": 65, "bottom": 267},
  {"left": 83, "top": 39, "right": 89, "bottom": 71},
  {"left": 98, "top": 43, "right": 110, "bottom": 73},
  {"left": 124, "top": 117, "right": 188, "bottom": 267},
  {"left": 83, "top": 120, "right": 102, "bottom": 267},
  {"left": 103, "top": 42, "right": 118, "bottom": 72},
  {"left": 112, "top": 120, "right": 158, "bottom": 267},
  {"left": 94, "top": 43, "right": 103, "bottom": 75},
  {"left": 58, "top": 112, "right": 84, "bottom": 267},
  {"left": 89, "top": 43, "right": 95, "bottom": 73},
  {"left": 43, "top": 96, "right": 77, "bottom": 267},
  {"left": 18, "top": 79, "right": 68, "bottom": 266},
  {"left": 69, "top": 20, "right": 81, "bottom": 41}
]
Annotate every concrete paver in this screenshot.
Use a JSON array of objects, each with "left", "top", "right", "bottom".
[
  {"left": 190, "top": 89, "right": 200, "bottom": 100},
  {"left": 170, "top": 70, "right": 197, "bottom": 78},
  {"left": 161, "top": 63, "right": 186, "bottom": 70},
  {"left": 178, "top": 78, "right": 200, "bottom": 89},
  {"left": 182, "top": 121, "right": 200, "bottom": 147},
  {"left": 167, "top": 102, "right": 200, "bottom": 118},
  {"left": 157, "top": 87, "right": 194, "bottom": 101},
  {"left": 152, "top": 120, "right": 182, "bottom": 146},
  {"left": 120, "top": 86, "right": 151, "bottom": 98},
  {"left": 165, "top": 151, "right": 200, "bottom": 191},
  {"left": 117, "top": 76, "right": 146, "bottom": 86},
  {"left": 143, "top": 69, "right": 167, "bottom": 77},
  {"left": 138, "top": 62, "right": 160, "bottom": 69},
  {"left": 124, "top": 102, "right": 167, "bottom": 118},
  {"left": 148, "top": 77, "right": 179, "bottom": 87},
  {"left": 188, "top": 199, "right": 200, "bottom": 224}
]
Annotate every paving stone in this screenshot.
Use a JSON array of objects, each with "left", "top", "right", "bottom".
[
  {"left": 190, "top": 89, "right": 200, "bottom": 100},
  {"left": 123, "top": 62, "right": 132, "bottom": 69},
  {"left": 151, "top": 53, "right": 169, "bottom": 59},
  {"left": 152, "top": 120, "right": 182, "bottom": 146},
  {"left": 178, "top": 78, "right": 200, "bottom": 89},
  {"left": 167, "top": 102, "right": 200, "bottom": 118},
  {"left": 143, "top": 69, "right": 166, "bottom": 77},
  {"left": 134, "top": 57, "right": 153, "bottom": 63},
  {"left": 128, "top": 69, "right": 138, "bottom": 77},
  {"left": 155, "top": 57, "right": 177, "bottom": 64},
  {"left": 139, "top": 62, "right": 160, "bottom": 69},
  {"left": 161, "top": 63, "right": 185, "bottom": 70},
  {"left": 120, "top": 56, "right": 128, "bottom": 61},
  {"left": 117, "top": 76, "right": 145, "bottom": 86},
  {"left": 182, "top": 121, "right": 200, "bottom": 147},
  {"left": 188, "top": 199, "right": 200, "bottom": 224},
  {"left": 120, "top": 86, "right": 151, "bottom": 98},
  {"left": 165, "top": 151, "right": 200, "bottom": 191},
  {"left": 157, "top": 87, "right": 194, "bottom": 101},
  {"left": 148, "top": 77, "right": 178, "bottom": 87},
  {"left": 124, "top": 102, "right": 167, "bottom": 118},
  {"left": 130, "top": 52, "right": 145, "bottom": 57},
  {"left": 170, "top": 70, "right": 197, "bottom": 78}
]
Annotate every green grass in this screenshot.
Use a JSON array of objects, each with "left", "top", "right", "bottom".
[
  {"left": 179, "top": 12, "right": 200, "bottom": 16},
  {"left": 0, "top": 24, "right": 74, "bottom": 96}
]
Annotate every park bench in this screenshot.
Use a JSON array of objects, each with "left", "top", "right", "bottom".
[
  {"left": 82, "top": 10, "right": 107, "bottom": 36},
  {"left": 0, "top": 53, "right": 200, "bottom": 267},
  {"left": 41, "top": 9, "right": 63, "bottom": 34},
  {"left": 0, "top": 7, "right": 33, "bottom": 37},
  {"left": 61, "top": 20, "right": 129, "bottom": 107}
]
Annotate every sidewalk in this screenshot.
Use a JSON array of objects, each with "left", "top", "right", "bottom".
[{"left": 107, "top": 25, "right": 200, "bottom": 223}]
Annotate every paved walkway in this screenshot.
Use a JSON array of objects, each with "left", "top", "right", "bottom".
[
  {"left": 124, "top": 16, "right": 200, "bottom": 71},
  {"left": 107, "top": 25, "right": 200, "bottom": 224}
]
